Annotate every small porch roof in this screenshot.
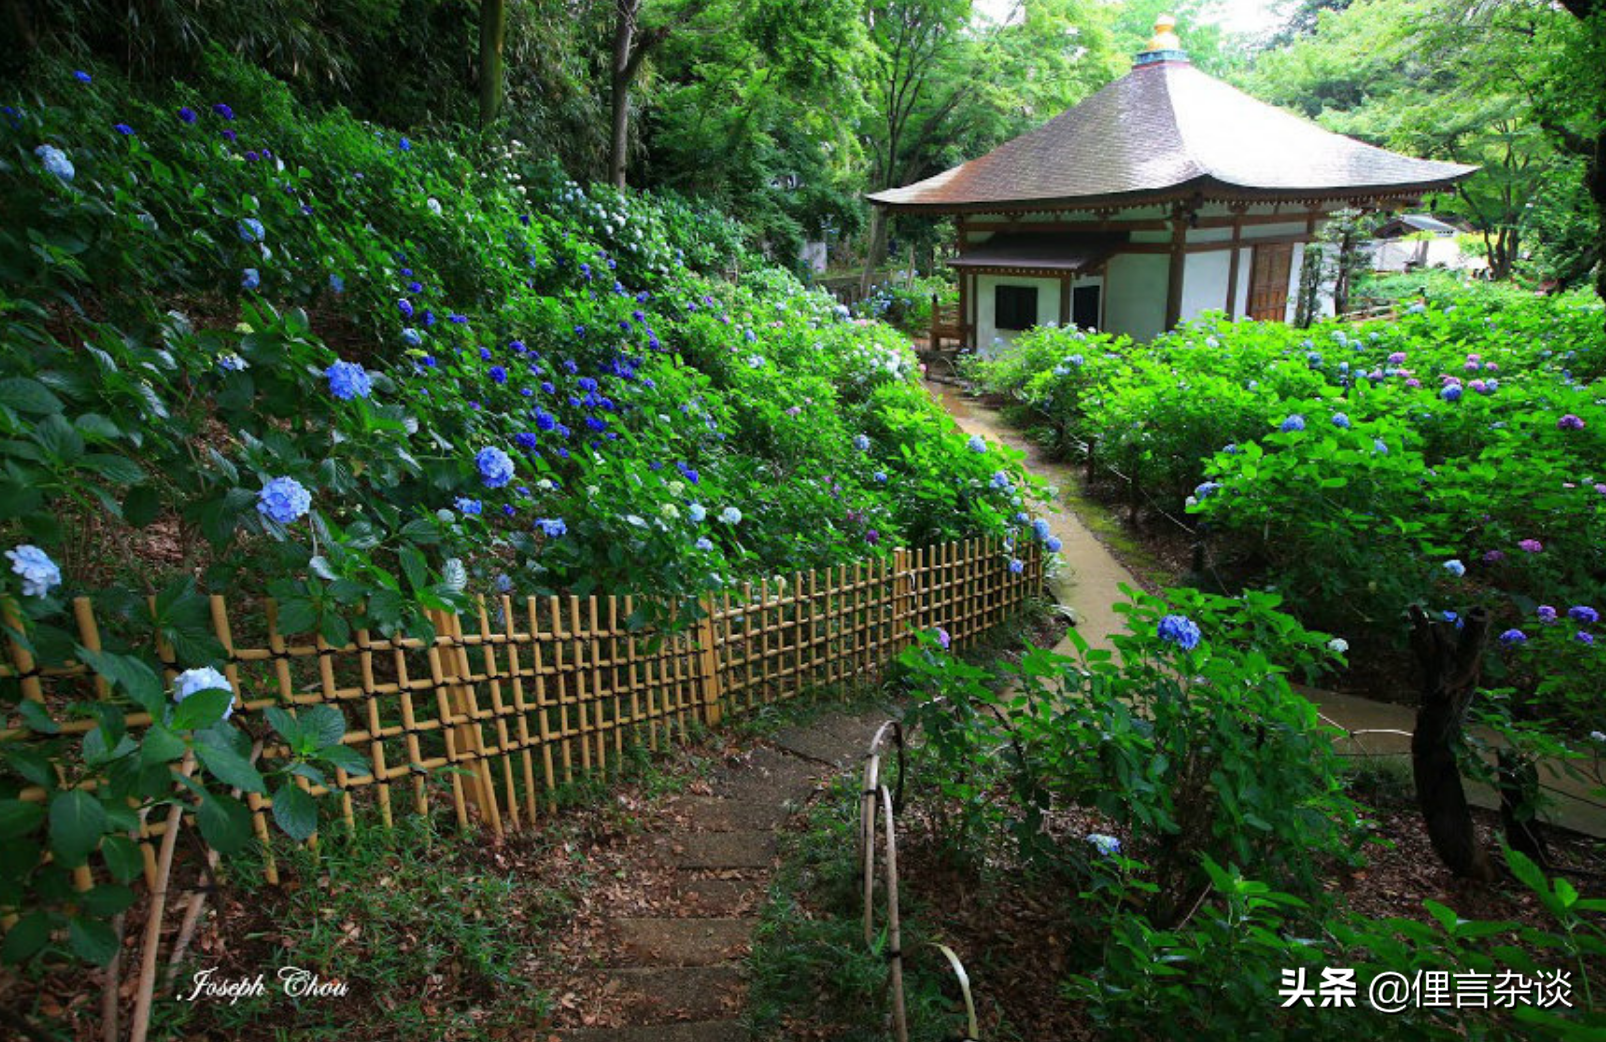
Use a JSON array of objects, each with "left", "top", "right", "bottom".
[{"left": 948, "top": 233, "right": 1123, "bottom": 276}]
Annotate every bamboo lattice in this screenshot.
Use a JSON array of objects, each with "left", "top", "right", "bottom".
[{"left": 2, "top": 538, "right": 1041, "bottom": 886}]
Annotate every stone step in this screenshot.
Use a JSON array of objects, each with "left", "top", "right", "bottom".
[
  {"left": 772, "top": 724, "right": 864, "bottom": 768},
  {"left": 670, "top": 876, "right": 764, "bottom": 917},
  {"left": 574, "top": 965, "right": 744, "bottom": 1023},
  {"left": 558, "top": 1020, "right": 747, "bottom": 1042},
  {"left": 611, "top": 917, "right": 753, "bottom": 967},
  {"left": 665, "top": 795, "right": 791, "bottom": 832},
  {"left": 651, "top": 831, "right": 775, "bottom": 871}
]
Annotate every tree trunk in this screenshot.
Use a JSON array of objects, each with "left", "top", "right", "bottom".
[
  {"left": 1408, "top": 605, "right": 1497, "bottom": 883},
  {"left": 860, "top": 206, "right": 889, "bottom": 295},
  {"left": 608, "top": 0, "right": 637, "bottom": 189},
  {"left": 478, "top": 0, "right": 507, "bottom": 130}
]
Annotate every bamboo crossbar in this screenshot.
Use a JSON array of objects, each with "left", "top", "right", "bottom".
[{"left": 1, "top": 538, "right": 1039, "bottom": 885}]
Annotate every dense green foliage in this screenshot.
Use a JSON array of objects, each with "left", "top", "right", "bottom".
[
  {"left": 894, "top": 592, "right": 1606, "bottom": 1039},
  {"left": 964, "top": 290, "right": 1606, "bottom": 732},
  {"left": 0, "top": 55, "right": 1051, "bottom": 976}
]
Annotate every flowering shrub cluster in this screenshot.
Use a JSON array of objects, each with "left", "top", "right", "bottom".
[
  {"left": 0, "top": 58, "right": 1050, "bottom": 971},
  {"left": 965, "top": 289, "right": 1605, "bottom": 730}
]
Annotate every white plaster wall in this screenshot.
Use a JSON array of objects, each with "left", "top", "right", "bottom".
[
  {"left": 1181, "top": 249, "right": 1233, "bottom": 322},
  {"left": 1105, "top": 253, "right": 1168, "bottom": 342},
  {"left": 975, "top": 274, "right": 1064, "bottom": 353}
]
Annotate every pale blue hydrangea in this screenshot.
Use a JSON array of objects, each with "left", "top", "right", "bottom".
[
  {"left": 173, "top": 666, "right": 234, "bottom": 721},
  {"left": 694, "top": 537, "right": 714, "bottom": 551},
  {"left": 1045, "top": 536, "right": 1063, "bottom": 553},
  {"left": 1008, "top": 558, "right": 1024, "bottom": 574},
  {"left": 854, "top": 434, "right": 871, "bottom": 452},
  {"left": 34, "top": 144, "right": 74, "bottom": 181},
  {"left": 1086, "top": 833, "right": 1120, "bottom": 857},
  {"left": 536, "top": 517, "right": 567, "bottom": 537},
  {"left": 454, "top": 497, "right": 482, "bottom": 515},
  {"left": 7, "top": 545, "right": 62, "bottom": 598},
  {"left": 873, "top": 471, "right": 887, "bottom": 484},
  {"left": 257, "top": 476, "right": 311, "bottom": 524},
  {"left": 1443, "top": 559, "right": 1466, "bottom": 577},
  {"left": 241, "top": 267, "right": 260, "bottom": 291},
  {"left": 688, "top": 503, "right": 707, "bottom": 523},
  {"left": 1331, "top": 412, "right": 1351, "bottom": 429},
  {"left": 967, "top": 435, "right": 986, "bottom": 454},
  {"left": 325, "top": 360, "right": 372, "bottom": 400},
  {"left": 238, "top": 217, "right": 265, "bottom": 243},
  {"left": 476, "top": 447, "right": 516, "bottom": 488},
  {"left": 720, "top": 506, "right": 742, "bottom": 524},
  {"left": 990, "top": 471, "right": 1012, "bottom": 490},
  {"left": 1279, "top": 415, "right": 1306, "bottom": 433},
  {"left": 217, "top": 353, "right": 248, "bottom": 372},
  {"left": 329, "top": 273, "right": 345, "bottom": 294}
]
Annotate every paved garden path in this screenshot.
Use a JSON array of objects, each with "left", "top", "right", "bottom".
[
  {"left": 556, "top": 708, "right": 886, "bottom": 1042},
  {"left": 925, "top": 380, "right": 1606, "bottom": 840}
]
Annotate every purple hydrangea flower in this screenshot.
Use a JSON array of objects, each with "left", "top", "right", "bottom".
[
  {"left": 1499, "top": 629, "right": 1527, "bottom": 645},
  {"left": 1537, "top": 605, "right": 1558, "bottom": 624},
  {"left": 1518, "top": 539, "right": 1543, "bottom": 554},
  {"left": 212, "top": 102, "right": 235, "bottom": 120},
  {"left": 1558, "top": 414, "right": 1586, "bottom": 431},
  {"left": 178, "top": 107, "right": 197, "bottom": 124},
  {"left": 1568, "top": 606, "right": 1599, "bottom": 625}
]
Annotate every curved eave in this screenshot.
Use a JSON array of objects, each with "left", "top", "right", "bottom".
[{"left": 866, "top": 169, "right": 1479, "bottom": 216}]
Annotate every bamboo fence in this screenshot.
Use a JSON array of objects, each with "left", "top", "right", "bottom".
[{"left": 3, "top": 536, "right": 1041, "bottom": 885}]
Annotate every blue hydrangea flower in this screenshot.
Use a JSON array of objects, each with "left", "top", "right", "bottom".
[
  {"left": 241, "top": 267, "right": 260, "bottom": 291},
  {"left": 1443, "top": 559, "right": 1466, "bottom": 577},
  {"left": 1576, "top": 631, "right": 1594, "bottom": 646},
  {"left": 854, "top": 434, "right": 870, "bottom": 452},
  {"left": 178, "top": 106, "right": 197, "bottom": 124},
  {"left": 34, "top": 145, "right": 74, "bottom": 182},
  {"left": 1031, "top": 518, "right": 1051, "bottom": 540},
  {"left": 1279, "top": 414, "right": 1306, "bottom": 433},
  {"left": 536, "top": 517, "right": 567, "bottom": 537},
  {"left": 1569, "top": 605, "right": 1600, "bottom": 625},
  {"left": 688, "top": 503, "right": 707, "bottom": 523},
  {"left": 328, "top": 273, "right": 344, "bottom": 294},
  {"left": 1008, "top": 558, "right": 1024, "bottom": 574},
  {"left": 455, "top": 497, "right": 483, "bottom": 515},
  {"left": 1373, "top": 439, "right": 1388, "bottom": 455},
  {"left": 476, "top": 447, "right": 516, "bottom": 488},
  {"left": 990, "top": 471, "right": 1012, "bottom": 490},
  {"left": 1086, "top": 833, "right": 1120, "bottom": 857},
  {"left": 1440, "top": 384, "right": 1463, "bottom": 402},
  {"left": 217, "top": 353, "right": 248, "bottom": 372},
  {"left": 1194, "top": 481, "right": 1221, "bottom": 501},
  {"left": 237, "top": 217, "right": 265, "bottom": 243},
  {"left": 1045, "top": 536, "right": 1063, "bottom": 553},
  {"left": 257, "top": 476, "right": 312, "bottom": 524},
  {"left": 7, "top": 545, "right": 62, "bottom": 598},
  {"left": 1157, "top": 614, "right": 1202, "bottom": 650},
  {"left": 397, "top": 298, "right": 414, "bottom": 319},
  {"left": 489, "top": 365, "right": 508, "bottom": 384},
  {"left": 1331, "top": 413, "right": 1351, "bottom": 429},
  {"left": 694, "top": 537, "right": 714, "bottom": 551},
  {"left": 874, "top": 472, "right": 887, "bottom": 484},
  {"left": 212, "top": 102, "right": 235, "bottom": 120},
  {"left": 173, "top": 666, "right": 233, "bottom": 721},
  {"left": 113, "top": 122, "right": 135, "bottom": 136},
  {"left": 1499, "top": 629, "right": 1527, "bottom": 646},
  {"left": 967, "top": 435, "right": 986, "bottom": 454},
  {"left": 74, "top": 70, "right": 92, "bottom": 83},
  {"left": 720, "top": 506, "right": 742, "bottom": 524},
  {"left": 401, "top": 328, "right": 422, "bottom": 347},
  {"left": 325, "top": 360, "right": 372, "bottom": 401},
  {"left": 399, "top": 137, "right": 411, "bottom": 152}
]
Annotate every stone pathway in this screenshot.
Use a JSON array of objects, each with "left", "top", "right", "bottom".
[
  {"left": 556, "top": 709, "right": 886, "bottom": 1042},
  {"left": 926, "top": 380, "right": 1606, "bottom": 840}
]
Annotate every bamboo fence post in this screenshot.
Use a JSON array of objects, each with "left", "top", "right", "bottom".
[{"left": 697, "top": 593, "right": 723, "bottom": 727}]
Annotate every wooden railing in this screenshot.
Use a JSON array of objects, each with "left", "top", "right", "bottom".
[{"left": 930, "top": 296, "right": 964, "bottom": 351}]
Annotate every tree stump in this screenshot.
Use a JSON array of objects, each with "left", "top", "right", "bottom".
[{"left": 1408, "top": 606, "right": 1496, "bottom": 883}]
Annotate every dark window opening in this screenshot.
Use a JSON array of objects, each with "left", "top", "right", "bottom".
[
  {"left": 995, "top": 284, "right": 1039, "bottom": 331},
  {"left": 1072, "top": 284, "right": 1101, "bottom": 330}
]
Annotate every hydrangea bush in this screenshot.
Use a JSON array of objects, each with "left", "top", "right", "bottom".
[
  {"left": 0, "top": 57, "right": 1053, "bottom": 971},
  {"left": 965, "top": 290, "right": 1605, "bottom": 731}
]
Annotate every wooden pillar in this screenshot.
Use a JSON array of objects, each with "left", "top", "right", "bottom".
[
  {"left": 1225, "top": 204, "right": 1246, "bottom": 320},
  {"left": 1059, "top": 273, "right": 1072, "bottom": 327},
  {"left": 958, "top": 270, "right": 970, "bottom": 350},
  {"left": 1164, "top": 206, "right": 1188, "bottom": 331}
]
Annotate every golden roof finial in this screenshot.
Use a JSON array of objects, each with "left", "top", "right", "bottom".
[{"left": 1147, "top": 14, "right": 1181, "bottom": 51}]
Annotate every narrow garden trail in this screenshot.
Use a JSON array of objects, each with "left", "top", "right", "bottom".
[
  {"left": 553, "top": 708, "right": 887, "bottom": 1042},
  {"left": 925, "top": 380, "right": 1606, "bottom": 840}
]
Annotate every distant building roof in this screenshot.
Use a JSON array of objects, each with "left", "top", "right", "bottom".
[
  {"left": 869, "top": 32, "right": 1476, "bottom": 213},
  {"left": 1376, "top": 214, "right": 1463, "bottom": 237}
]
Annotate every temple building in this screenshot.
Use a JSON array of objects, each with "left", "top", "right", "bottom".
[{"left": 868, "top": 17, "right": 1476, "bottom": 347}]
